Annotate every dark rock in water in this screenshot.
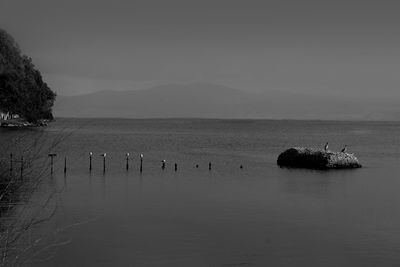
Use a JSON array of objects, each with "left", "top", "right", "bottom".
[{"left": 277, "top": 147, "right": 362, "bottom": 169}]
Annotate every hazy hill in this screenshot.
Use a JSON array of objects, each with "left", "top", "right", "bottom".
[{"left": 54, "top": 83, "right": 400, "bottom": 120}]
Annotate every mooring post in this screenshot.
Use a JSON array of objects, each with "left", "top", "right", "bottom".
[
  {"left": 51, "top": 156, "right": 54, "bottom": 174},
  {"left": 209, "top": 162, "right": 212, "bottom": 170},
  {"left": 126, "top": 153, "right": 130, "bottom": 170},
  {"left": 140, "top": 154, "right": 143, "bottom": 173},
  {"left": 64, "top": 156, "right": 67, "bottom": 174},
  {"left": 20, "top": 156, "right": 23, "bottom": 180},
  {"left": 10, "top": 153, "right": 13, "bottom": 175},
  {"left": 174, "top": 163, "right": 177, "bottom": 171},
  {"left": 89, "top": 152, "right": 93, "bottom": 171},
  {"left": 161, "top": 160, "right": 166, "bottom": 169},
  {"left": 101, "top": 153, "right": 106, "bottom": 173},
  {"left": 48, "top": 153, "right": 57, "bottom": 174}
]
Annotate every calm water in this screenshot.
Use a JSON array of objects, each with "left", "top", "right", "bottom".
[{"left": 9, "top": 119, "right": 400, "bottom": 266}]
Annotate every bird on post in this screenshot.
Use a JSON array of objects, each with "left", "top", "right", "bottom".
[
  {"left": 161, "top": 159, "right": 166, "bottom": 169},
  {"left": 341, "top": 145, "right": 347, "bottom": 153},
  {"left": 89, "top": 152, "right": 93, "bottom": 171},
  {"left": 139, "top": 154, "right": 144, "bottom": 172},
  {"left": 126, "top": 153, "right": 130, "bottom": 170},
  {"left": 324, "top": 142, "right": 329, "bottom": 151},
  {"left": 100, "top": 153, "right": 107, "bottom": 172}
]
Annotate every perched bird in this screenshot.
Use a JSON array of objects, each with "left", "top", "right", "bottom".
[
  {"left": 140, "top": 154, "right": 143, "bottom": 158},
  {"left": 341, "top": 145, "right": 347, "bottom": 153},
  {"left": 324, "top": 142, "right": 329, "bottom": 151},
  {"left": 100, "top": 153, "right": 106, "bottom": 157}
]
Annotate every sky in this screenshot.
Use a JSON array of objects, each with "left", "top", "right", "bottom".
[{"left": 1, "top": 0, "right": 400, "bottom": 99}]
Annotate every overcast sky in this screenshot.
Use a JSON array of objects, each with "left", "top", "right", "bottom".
[{"left": 1, "top": 0, "right": 400, "bottom": 98}]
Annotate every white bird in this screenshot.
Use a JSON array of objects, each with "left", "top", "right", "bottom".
[
  {"left": 100, "top": 153, "right": 106, "bottom": 157},
  {"left": 324, "top": 142, "right": 329, "bottom": 151},
  {"left": 89, "top": 152, "right": 93, "bottom": 156},
  {"left": 140, "top": 154, "right": 143, "bottom": 158},
  {"left": 341, "top": 145, "right": 347, "bottom": 153}
]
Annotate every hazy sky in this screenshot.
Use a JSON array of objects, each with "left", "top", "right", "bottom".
[{"left": 1, "top": 0, "right": 400, "bottom": 98}]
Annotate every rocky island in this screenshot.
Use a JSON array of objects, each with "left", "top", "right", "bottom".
[{"left": 277, "top": 147, "right": 362, "bottom": 169}]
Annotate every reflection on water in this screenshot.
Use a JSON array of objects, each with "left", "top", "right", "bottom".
[
  {"left": 278, "top": 168, "right": 354, "bottom": 199},
  {"left": 5, "top": 119, "right": 400, "bottom": 266}
]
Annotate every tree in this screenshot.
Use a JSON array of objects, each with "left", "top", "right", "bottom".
[{"left": 0, "top": 29, "right": 56, "bottom": 122}]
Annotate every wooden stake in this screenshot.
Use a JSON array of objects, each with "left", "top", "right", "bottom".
[
  {"left": 162, "top": 160, "right": 166, "bottom": 169},
  {"left": 48, "top": 153, "right": 57, "bottom": 174},
  {"left": 20, "top": 156, "right": 23, "bottom": 180},
  {"left": 89, "top": 152, "right": 93, "bottom": 171},
  {"left": 10, "top": 153, "right": 13, "bottom": 175},
  {"left": 101, "top": 153, "right": 106, "bottom": 173},
  {"left": 64, "top": 156, "right": 67, "bottom": 174},
  {"left": 140, "top": 154, "right": 143, "bottom": 173}
]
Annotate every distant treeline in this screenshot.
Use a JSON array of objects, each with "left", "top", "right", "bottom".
[{"left": 0, "top": 29, "right": 55, "bottom": 122}]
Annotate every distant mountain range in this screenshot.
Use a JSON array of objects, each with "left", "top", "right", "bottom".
[{"left": 54, "top": 83, "right": 400, "bottom": 120}]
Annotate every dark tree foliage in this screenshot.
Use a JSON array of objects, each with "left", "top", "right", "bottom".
[{"left": 0, "top": 29, "right": 56, "bottom": 122}]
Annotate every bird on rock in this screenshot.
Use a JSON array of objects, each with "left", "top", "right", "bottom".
[{"left": 324, "top": 142, "right": 329, "bottom": 151}]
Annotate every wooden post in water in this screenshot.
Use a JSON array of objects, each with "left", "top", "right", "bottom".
[
  {"left": 89, "top": 152, "right": 93, "bottom": 171},
  {"left": 140, "top": 154, "right": 143, "bottom": 173},
  {"left": 64, "top": 156, "right": 67, "bottom": 174},
  {"left": 161, "top": 160, "right": 166, "bottom": 170},
  {"left": 101, "top": 153, "right": 106, "bottom": 173},
  {"left": 20, "top": 156, "right": 23, "bottom": 180},
  {"left": 9, "top": 153, "right": 13, "bottom": 175},
  {"left": 48, "top": 153, "right": 57, "bottom": 174},
  {"left": 208, "top": 162, "right": 212, "bottom": 170},
  {"left": 174, "top": 163, "right": 177, "bottom": 171},
  {"left": 126, "top": 153, "right": 130, "bottom": 170}
]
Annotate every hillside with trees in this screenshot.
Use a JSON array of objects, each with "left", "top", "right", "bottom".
[{"left": 0, "top": 29, "right": 55, "bottom": 123}]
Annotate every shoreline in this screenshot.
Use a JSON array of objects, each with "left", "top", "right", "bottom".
[{"left": 0, "top": 119, "right": 49, "bottom": 128}]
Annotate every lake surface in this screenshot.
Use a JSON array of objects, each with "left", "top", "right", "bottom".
[{"left": 7, "top": 119, "right": 400, "bottom": 266}]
